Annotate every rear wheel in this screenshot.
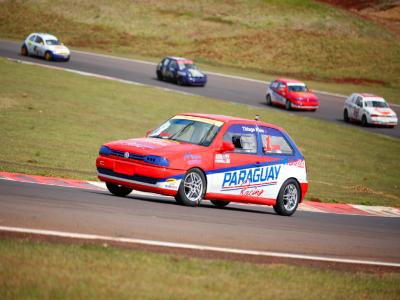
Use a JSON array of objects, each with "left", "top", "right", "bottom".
[
  {"left": 285, "top": 100, "right": 292, "bottom": 110},
  {"left": 343, "top": 109, "right": 349, "bottom": 122},
  {"left": 175, "top": 168, "right": 206, "bottom": 206},
  {"left": 273, "top": 179, "right": 300, "bottom": 216},
  {"left": 361, "top": 115, "right": 368, "bottom": 127},
  {"left": 106, "top": 182, "right": 133, "bottom": 197},
  {"left": 266, "top": 94, "right": 272, "bottom": 106},
  {"left": 44, "top": 51, "right": 53, "bottom": 61},
  {"left": 211, "top": 200, "right": 230, "bottom": 208},
  {"left": 21, "top": 45, "right": 28, "bottom": 56}
]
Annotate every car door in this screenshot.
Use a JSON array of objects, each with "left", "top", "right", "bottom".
[
  {"left": 33, "top": 36, "right": 45, "bottom": 57},
  {"left": 353, "top": 96, "right": 363, "bottom": 121},
  {"left": 208, "top": 123, "right": 261, "bottom": 199},
  {"left": 257, "top": 126, "right": 296, "bottom": 200},
  {"left": 26, "top": 34, "right": 36, "bottom": 54},
  {"left": 165, "top": 60, "right": 178, "bottom": 80},
  {"left": 271, "top": 81, "right": 287, "bottom": 105}
]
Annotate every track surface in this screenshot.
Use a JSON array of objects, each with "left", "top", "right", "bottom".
[
  {"left": 1, "top": 179, "right": 399, "bottom": 264},
  {"left": 1, "top": 39, "right": 399, "bottom": 138}
]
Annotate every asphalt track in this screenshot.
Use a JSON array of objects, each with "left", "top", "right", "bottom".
[
  {"left": 1, "top": 179, "right": 400, "bottom": 265},
  {"left": 0, "top": 39, "right": 399, "bottom": 138}
]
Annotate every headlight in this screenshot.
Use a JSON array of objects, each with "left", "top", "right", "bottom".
[
  {"left": 296, "top": 97, "right": 303, "bottom": 101},
  {"left": 144, "top": 155, "right": 169, "bottom": 167},
  {"left": 99, "top": 145, "right": 112, "bottom": 155}
]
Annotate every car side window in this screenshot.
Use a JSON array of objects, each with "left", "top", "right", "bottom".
[
  {"left": 270, "top": 81, "right": 278, "bottom": 90},
  {"left": 163, "top": 59, "right": 169, "bottom": 67},
  {"left": 169, "top": 60, "right": 177, "bottom": 70},
  {"left": 278, "top": 82, "right": 286, "bottom": 90},
  {"left": 35, "top": 36, "right": 44, "bottom": 44},
  {"left": 259, "top": 127, "right": 293, "bottom": 155},
  {"left": 356, "top": 97, "right": 363, "bottom": 107},
  {"left": 29, "top": 35, "right": 36, "bottom": 42},
  {"left": 223, "top": 124, "right": 258, "bottom": 154}
]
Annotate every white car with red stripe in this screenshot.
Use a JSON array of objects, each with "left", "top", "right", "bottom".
[{"left": 343, "top": 93, "right": 397, "bottom": 127}]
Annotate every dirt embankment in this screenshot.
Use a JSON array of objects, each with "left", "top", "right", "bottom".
[{"left": 319, "top": 0, "right": 400, "bottom": 36}]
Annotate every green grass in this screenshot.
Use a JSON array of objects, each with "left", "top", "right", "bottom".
[
  {"left": 0, "top": 238, "right": 399, "bottom": 300},
  {"left": 0, "top": 0, "right": 399, "bottom": 103},
  {"left": 0, "top": 57, "right": 399, "bottom": 206}
]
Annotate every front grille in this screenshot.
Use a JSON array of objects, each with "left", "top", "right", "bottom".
[{"left": 110, "top": 149, "right": 144, "bottom": 161}]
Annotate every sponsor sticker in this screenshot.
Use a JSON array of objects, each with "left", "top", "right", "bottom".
[{"left": 215, "top": 153, "right": 230, "bottom": 164}]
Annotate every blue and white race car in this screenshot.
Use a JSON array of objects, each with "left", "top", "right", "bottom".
[
  {"left": 21, "top": 33, "right": 70, "bottom": 62},
  {"left": 156, "top": 57, "right": 207, "bottom": 86}
]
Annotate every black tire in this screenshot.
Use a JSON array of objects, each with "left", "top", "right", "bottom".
[
  {"left": 343, "top": 109, "right": 349, "bottom": 122},
  {"left": 273, "top": 179, "right": 300, "bottom": 216},
  {"left": 266, "top": 94, "right": 272, "bottom": 106},
  {"left": 65, "top": 56, "right": 70, "bottom": 62},
  {"left": 175, "top": 168, "right": 206, "bottom": 206},
  {"left": 106, "top": 182, "right": 133, "bottom": 197},
  {"left": 285, "top": 100, "right": 292, "bottom": 110},
  {"left": 361, "top": 115, "right": 368, "bottom": 127},
  {"left": 44, "top": 51, "right": 53, "bottom": 61},
  {"left": 177, "top": 76, "right": 184, "bottom": 86},
  {"left": 156, "top": 71, "right": 163, "bottom": 80},
  {"left": 21, "top": 44, "right": 28, "bottom": 56},
  {"left": 211, "top": 200, "right": 230, "bottom": 208}
]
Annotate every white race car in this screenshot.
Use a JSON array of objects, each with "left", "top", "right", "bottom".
[
  {"left": 343, "top": 93, "right": 398, "bottom": 127},
  {"left": 21, "top": 33, "right": 70, "bottom": 62}
]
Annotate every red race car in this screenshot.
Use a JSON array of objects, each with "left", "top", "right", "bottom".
[
  {"left": 266, "top": 78, "right": 319, "bottom": 111},
  {"left": 96, "top": 113, "right": 308, "bottom": 216}
]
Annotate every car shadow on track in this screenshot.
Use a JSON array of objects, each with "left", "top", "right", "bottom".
[{"left": 91, "top": 190, "right": 276, "bottom": 216}]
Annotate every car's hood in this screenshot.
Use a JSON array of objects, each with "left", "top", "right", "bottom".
[
  {"left": 46, "top": 45, "right": 70, "bottom": 53},
  {"left": 105, "top": 137, "right": 204, "bottom": 157},
  {"left": 187, "top": 68, "right": 205, "bottom": 77},
  {"left": 364, "top": 107, "right": 396, "bottom": 116},
  {"left": 290, "top": 92, "right": 318, "bottom": 101}
]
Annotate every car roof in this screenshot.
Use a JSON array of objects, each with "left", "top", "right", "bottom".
[
  {"left": 166, "top": 56, "right": 193, "bottom": 62},
  {"left": 177, "top": 113, "right": 284, "bottom": 131},
  {"left": 276, "top": 78, "right": 305, "bottom": 85},
  {"left": 359, "top": 93, "right": 383, "bottom": 99},
  {"left": 31, "top": 33, "right": 58, "bottom": 40}
]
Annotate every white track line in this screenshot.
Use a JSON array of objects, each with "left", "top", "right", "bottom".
[{"left": 1, "top": 226, "right": 399, "bottom": 268}]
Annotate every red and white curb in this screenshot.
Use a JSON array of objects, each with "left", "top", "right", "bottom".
[{"left": 1, "top": 171, "right": 399, "bottom": 218}]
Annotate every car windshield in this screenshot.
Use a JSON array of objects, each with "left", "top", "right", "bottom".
[
  {"left": 288, "top": 85, "right": 308, "bottom": 92},
  {"left": 149, "top": 117, "right": 222, "bottom": 146},
  {"left": 365, "top": 100, "right": 388, "bottom": 108},
  {"left": 46, "top": 39, "right": 61, "bottom": 45},
  {"left": 178, "top": 62, "right": 198, "bottom": 71}
]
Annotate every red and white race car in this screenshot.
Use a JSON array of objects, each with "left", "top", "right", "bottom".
[
  {"left": 266, "top": 78, "right": 319, "bottom": 111},
  {"left": 96, "top": 113, "right": 308, "bottom": 216},
  {"left": 343, "top": 93, "right": 398, "bottom": 127}
]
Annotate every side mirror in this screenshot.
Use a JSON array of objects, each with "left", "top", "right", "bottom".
[
  {"left": 146, "top": 129, "right": 154, "bottom": 137},
  {"left": 220, "top": 141, "right": 234, "bottom": 153}
]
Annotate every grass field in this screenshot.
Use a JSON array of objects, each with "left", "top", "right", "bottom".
[
  {"left": 0, "top": 238, "right": 399, "bottom": 300},
  {"left": 0, "top": 0, "right": 399, "bottom": 103},
  {"left": 0, "top": 57, "right": 399, "bottom": 206}
]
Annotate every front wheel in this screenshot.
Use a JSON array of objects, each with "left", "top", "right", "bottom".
[
  {"left": 106, "top": 182, "right": 133, "bottom": 197},
  {"left": 156, "top": 71, "right": 163, "bottom": 80},
  {"left": 273, "top": 179, "right": 300, "bottom": 216},
  {"left": 211, "top": 200, "right": 230, "bottom": 208},
  {"left": 285, "top": 100, "right": 292, "bottom": 110},
  {"left": 44, "top": 51, "right": 53, "bottom": 61},
  {"left": 361, "top": 115, "right": 368, "bottom": 127},
  {"left": 175, "top": 168, "right": 206, "bottom": 206},
  {"left": 177, "top": 76, "right": 184, "bottom": 86}
]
